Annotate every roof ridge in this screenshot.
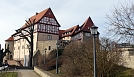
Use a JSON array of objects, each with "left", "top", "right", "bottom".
[
  {"left": 21, "top": 8, "right": 51, "bottom": 29},
  {"left": 65, "top": 25, "right": 79, "bottom": 31},
  {"left": 81, "top": 16, "right": 94, "bottom": 30}
]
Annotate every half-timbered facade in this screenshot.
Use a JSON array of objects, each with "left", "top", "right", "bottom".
[
  {"left": 61, "top": 25, "right": 79, "bottom": 41},
  {"left": 61, "top": 17, "right": 94, "bottom": 42},
  {"left": 11, "top": 8, "right": 60, "bottom": 66}
]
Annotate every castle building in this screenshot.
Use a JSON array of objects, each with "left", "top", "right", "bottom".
[
  {"left": 61, "top": 17, "right": 94, "bottom": 42},
  {"left": 5, "top": 8, "right": 95, "bottom": 66}
]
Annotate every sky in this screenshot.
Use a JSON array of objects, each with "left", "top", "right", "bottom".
[{"left": 0, "top": 0, "right": 132, "bottom": 48}]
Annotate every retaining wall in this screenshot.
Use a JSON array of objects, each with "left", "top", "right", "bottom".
[{"left": 34, "top": 66, "right": 58, "bottom": 77}]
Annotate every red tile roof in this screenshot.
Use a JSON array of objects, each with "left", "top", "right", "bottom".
[
  {"left": 81, "top": 16, "right": 94, "bottom": 32},
  {"left": 59, "top": 30, "right": 65, "bottom": 38},
  {"left": 62, "top": 17, "right": 94, "bottom": 37},
  {"left": 21, "top": 8, "right": 60, "bottom": 29},
  {"left": 62, "top": 25, "right": 79, "bottom": 37},
  {"left": 5, "top": 36, "right": 14, "bottom": 41},
  {"left": 64, "top": 25, "right": 79, "bottom": 33}
]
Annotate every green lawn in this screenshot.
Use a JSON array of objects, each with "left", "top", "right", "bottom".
[
  {"left": 0, "top": 72, "right": 18, "bottom": 77},
  {"left": 49, "top": 67, "right": 134, "bottom": 77}
]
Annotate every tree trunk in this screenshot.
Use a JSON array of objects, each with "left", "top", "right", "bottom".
[{"left": 29, "top": 33, "right": 33, "bottom": 67}]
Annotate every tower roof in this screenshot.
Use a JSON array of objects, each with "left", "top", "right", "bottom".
[{"left": 81, "top": 16, "right": 94, "bottom": 32}]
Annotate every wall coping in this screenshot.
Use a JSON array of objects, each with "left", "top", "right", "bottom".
[{"left": 34, "top": 66, "right": 58, "bottom": 77}]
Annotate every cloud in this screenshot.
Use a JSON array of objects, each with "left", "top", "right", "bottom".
[{"left": 0, "top": 0, "right": 133, "bottom": 48}]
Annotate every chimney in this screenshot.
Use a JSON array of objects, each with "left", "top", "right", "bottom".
[{"left": 36, "top": 12, "right": 38, "bottom": 15}]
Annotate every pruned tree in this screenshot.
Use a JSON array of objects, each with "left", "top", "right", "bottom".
[
  {"left": 106, "top": 2, "right": 134, "bottom": 43},
  {"left": 15, "top": 18, "right": 36, "bottom": 67}
]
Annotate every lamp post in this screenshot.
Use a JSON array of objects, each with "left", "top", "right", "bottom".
[
  {"left": 90, "top": 25, "right": 98, "bottom": 77},
  {"left": 44, "top": 48, "right": 47, "bottom": 64},
  {"left": 56, "top": 42, "right": 60, "bottom": 74}
]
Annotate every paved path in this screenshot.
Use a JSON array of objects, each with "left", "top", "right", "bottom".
[{"left": 15, "top": 69, "right": 41, "bottom": 77}]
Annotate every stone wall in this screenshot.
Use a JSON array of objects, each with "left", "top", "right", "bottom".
[
  {"left": 37, "top": 40, "right": 58, "bottom": 56},
  {"left": 120, "top": 48, "right": 134, "bottom": 69},
  {"left": 34, "top": 66, "right": 58, "bottom": 77}
]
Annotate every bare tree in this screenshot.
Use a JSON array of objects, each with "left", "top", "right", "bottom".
[
  {"left": 61, "top": 38, "right": 124, "bottom": 77},
  {"left": 106, "top": 3, "right": 134, "bottom": 42},
  {"left": 97, "top": 37, "right": 123, "bottom": 77},
  {"left": 15, "top": 18, "right": 36, "bottom": 67}
]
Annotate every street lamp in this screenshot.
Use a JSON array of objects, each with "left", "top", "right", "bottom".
[
  {"left": 56, "top": 42, "right": 60, "bottom": 74},
  {"left": 90, "top": 25, "right": 98, "bottom": 77},
  {"left": 44, "top": 48, "right": 47, "bottom": 64}
]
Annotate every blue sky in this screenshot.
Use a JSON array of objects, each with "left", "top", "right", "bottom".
[{"left": 0, "top": 0, "right": 131, "bottom": 48}]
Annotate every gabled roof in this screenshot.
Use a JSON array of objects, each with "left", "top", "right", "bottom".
[
  {"left": 64, "top": 25, "right": 79, "bottom": 33},
  {"left": 62, "top": 25, "right": 79, "bottom": 37},
  {"left": 5, "top": 36, "right": 14, "bottom": 41},
  {"left": 81, "top": 16, "right": 94, "bottom": 32},
  {"left": 61, "top": 17, "right": 94, "bottom": 37},
  {"left": 21, "top": 8, "right": 60, "bottom": 29},
  {"left": 65, "top": 17, "right": 94, "bottom": 36}
]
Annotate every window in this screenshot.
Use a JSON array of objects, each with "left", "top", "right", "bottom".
[
  {"left": 49, "top": 26, "right": 53, "bottom": 32},
  {"left": 48, "top": 46, "right": 51, "bottom": 50},
  {"left": 56, "top": 27, "right": 59, "bottom": 31},
  {"left": 45, "top": 25, "right": 48, "bottom": 31},
  {"left": 48, "top": 25, "right": 50, "bottom": 31},
  {"left": 47, "top": 35, "right": 52, "bottom": 40},
  {"left": 85, "top": 33, "right": 90, "bottom": 36}
]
